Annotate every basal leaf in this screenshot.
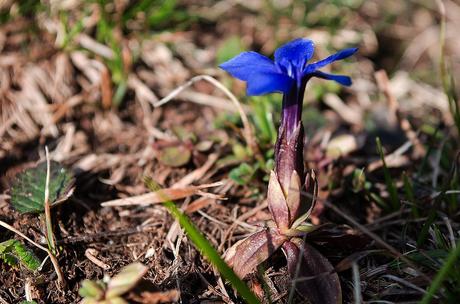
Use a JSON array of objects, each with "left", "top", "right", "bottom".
[
  {"left": 226, "top": 229, "right": 286, "bottom": 279},
  {"left": 10, "top": 161, "right": 75, "bottom": 213},
  {"left": 286, "top": 170, "right": 302, "bottom": 225},
  {"left": 267, "top": 171, "right": 289, "bottom": 230},
  {"left": 283, "top": 239, "right": 341, "bottom": 304}
]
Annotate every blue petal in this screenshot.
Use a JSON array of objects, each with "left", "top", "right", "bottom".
[
  {"left": 305, "top": 47, "right": 358, "bottom": 72},
  {"left": 274, "top": 38, "right": 315, "bottom": 67},
  {"left": 246, "top": 72, "right": 293, "bottom": 96},
  {"left": 311, "top": 71, "right": 352, "bottom": 86},
  {"left": 219, "top": 51, "right": 278, "bottom": 81}
]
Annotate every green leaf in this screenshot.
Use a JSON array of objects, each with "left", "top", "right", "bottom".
[
  {"left": 352, "top": 168, "right": 366, "bottom": 192},
  {"left": 157, "top": 146, "right": 191, "bottom": 167},
  {"left": 250, "top": 96, "right": 277, "bottom": 145},
  {"left": 229, "top": 163, "right": 256, "bottom": 185},
  {"left": 0, "top": 239, "right": 41, "bottom": 271},
  {"left": 79, "top": 280, "right": 105, "bottom": 299},
  {"left": 10, "top": 161, "right": 75, "bottom": 214},
  {"left": 217, "top": 36, "right": 245, "bottom": 65},
  {"left": 375, "top": 138, "right": 399, "bottom": 211},
  {"left": 420, "top": 239, "right": 460, "bottom": 304}
]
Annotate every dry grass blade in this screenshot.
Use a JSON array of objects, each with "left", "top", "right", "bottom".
[{"left": 101, "top": 182, "right": 224, "bottom": 207}]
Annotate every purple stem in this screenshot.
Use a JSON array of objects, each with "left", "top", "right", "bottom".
[
  {"left": 280, "top": 78, "right": 308, "bottom": 138},
  {"left": 274, "top": 78, "right": 309, "bottom": 191}
]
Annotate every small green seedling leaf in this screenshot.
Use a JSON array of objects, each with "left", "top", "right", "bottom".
[
  {"left": 157, "top": 146, "right": 191, "bottom": 167},
  {"left": 352, "top": 168, "right": 366, "bottom": 192},
  {"left": 10, "top": 161, "right": 75, "bottom": 213},
  {"left": 79, "top": 280, "right": 105, "bottom": 299},
  {"left": 0, "top": 239, "right": 41, "bottom": 271},
  {"left": 229, "top": 163, "right": 256, "bottom": 185},
  {"left": 79, "top": 263, "right": 147, "bottom": 304},
  {"left": 251, "top": 96, "right": 277, "bottom": 145},
  {"left": 232, "top": 143, "right": 250, "bottom": 160},
  {"left": 106, "top": 263, "right": 148, "bottom": 298}
]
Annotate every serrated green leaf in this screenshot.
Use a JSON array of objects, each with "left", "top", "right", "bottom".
[
  {"left": 0, "top": 239, "right": 41, "bottom": 271},
  {"left": 10, "top": 161, "right": 75, "bottom": 213},
  {"left": 0, "top": 239, "right": 15, "bottom": 253}
]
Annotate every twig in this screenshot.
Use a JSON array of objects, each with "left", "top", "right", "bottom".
[
  {"left": 0, "top": 295, "right": 10, "bottom": 304},
  {"left": 382, "top": 274, "right": 429, "bottom": 295},
  {"left": 58, "top": 226, "right": 156, "bottom": 244},
  {"left": 85, "top": 248, "right": 110, "bottom": 270},
  {"left": 25, "top": 278, "right": 33, "bottom": 301},
  {"left": 44, "top": 146, "right": 56, "bottom": 254}
]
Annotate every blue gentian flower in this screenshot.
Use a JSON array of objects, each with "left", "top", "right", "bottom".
[
  {"left": 220, "top": 38, "right": 357, "bottom": 137},
  {"left": 220, "top": 38, "right": 357, "bottom": 96}
]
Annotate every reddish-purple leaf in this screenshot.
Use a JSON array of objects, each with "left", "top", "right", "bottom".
[
  {"left": 291, "top": 170, "right": 318, "bottom": 229},
  {"left": 267, "top": 171, "right": 289, "bottom": 229},
  {"left": 225, "top": 229, "right": 286, "bottom": 279},
  {"left": 282, "top": 239, "right": 342, "bottom": 304},
  {"left": 286, "top": 170, "right": 302, "bottom": 225}
]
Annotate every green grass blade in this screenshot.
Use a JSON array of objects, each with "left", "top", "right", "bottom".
[
  {"left": 417, "top": 154, "right": 457, "bottom": 246},
  {"left": 402, "top": 172, "right": 419, "bottom": 217},
  {"left": 375, "top": 138, "right": 399, "bottom": 210},
  {"left": 420, "top": 239, "right": 460, "bottom": 304},
  {"left": 144, "top": 178, "right": 260, "bottom": 304},
  {"left": 163, "top": 201, "right": 260, "bottom": 304}
]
